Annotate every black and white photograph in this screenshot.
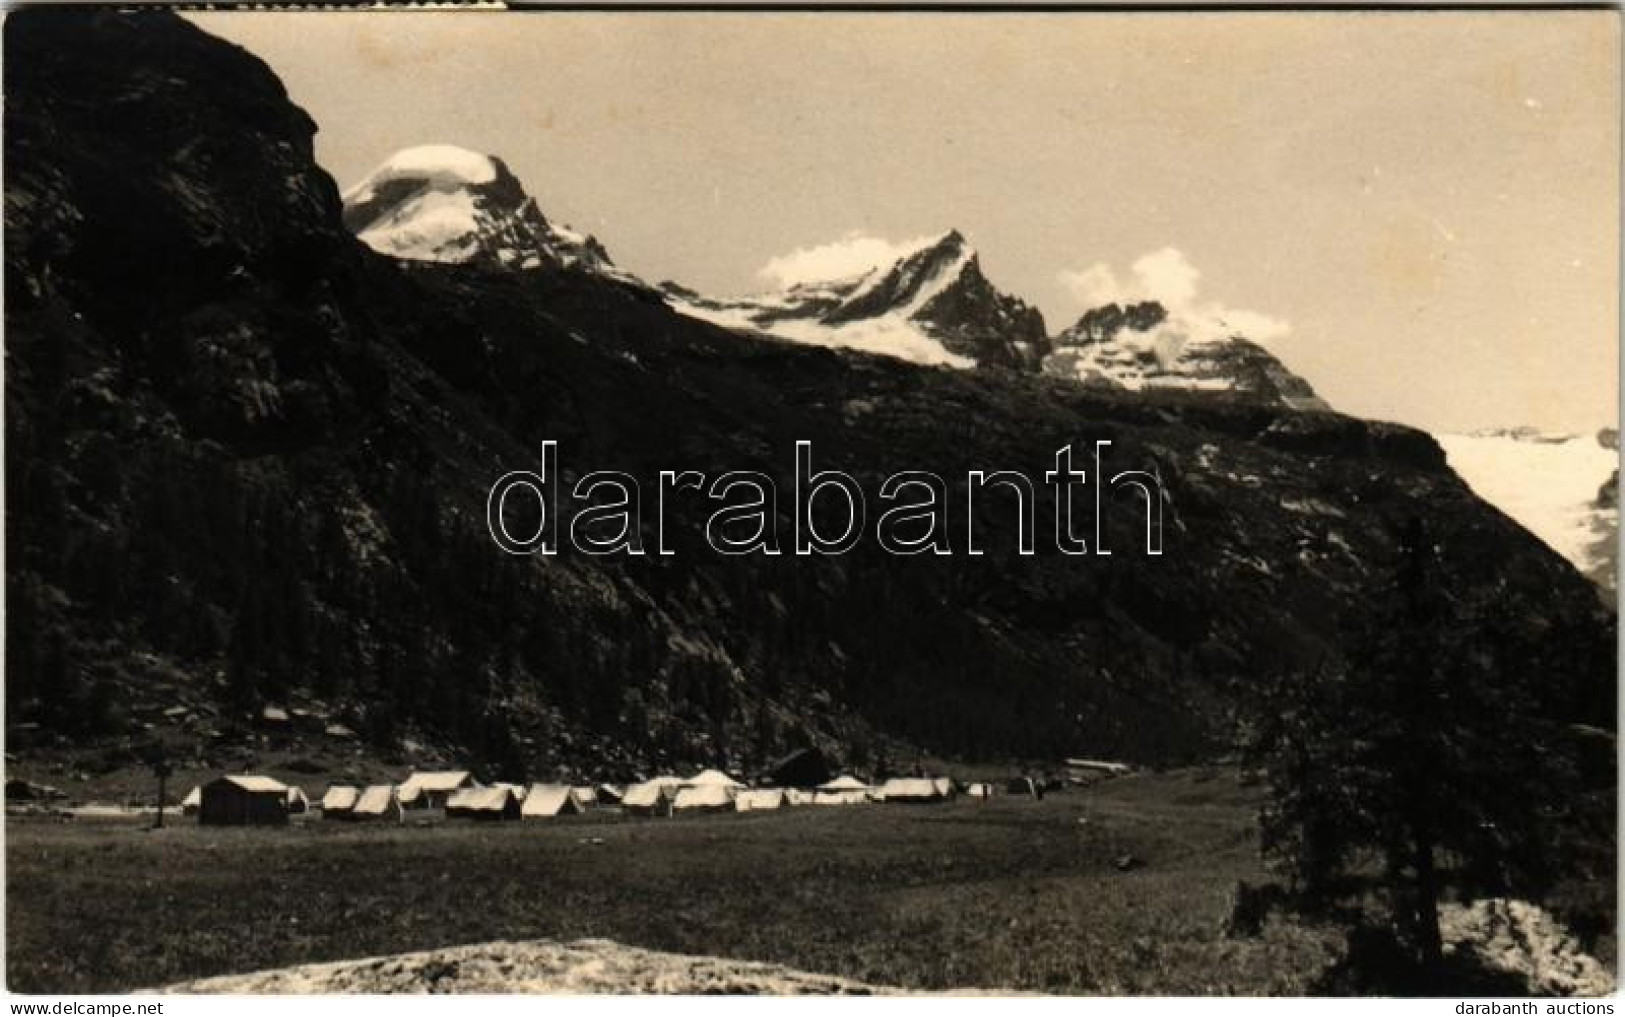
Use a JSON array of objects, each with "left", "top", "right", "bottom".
[{"left": 2, "top": 3, "right": 1618, "bottom": 1001}]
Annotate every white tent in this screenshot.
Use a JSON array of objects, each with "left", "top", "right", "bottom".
[
  {"left": 819, "top": 775, "right": 869, "bottom": 791},
  {"left": 622, "top": 777, "right": 681, "bottom": 816},
  {"left": 285, "top": 786, "right": 311, "bottom": 814},
  {"left": 569, "top": 786, "right": 598, "bottom": 809},
  {"left": 673, "top": 783, "right": 736, "bottom": 813},
  {"left": 784, "top": 789, "right": 815, "bottom": 806},
  {"left": 522, "top": 784, "right": 585, "bottom": 819},
  {"left": 878, "top": 777, "right": 949, "bottom": 803},
  {"left": 683, "top": 769, "right": 745, "bottom": 789},
  {"left": 445, "top": 786, "right": 521, "bottom": 820},
  {"left": 966, "top": 782, "right": 997, "bottom": 799},
  {"left": 735, "top": 788, "right": 787, "bottom": 812},
  {"left": 180, "top": 786, "right": 202, "bottom": 816},
  {"left": 321, "top": 785, "right": 360, "bottom": 817},
  {"left": 492, "top": 782, "right": 529, "bottom": 801},
  {"left": 352, "top": 784, "right": 403, "bottom": 822},
  {"left": 813, "top": 775, "right": 872, "bottom": 806},
  {"left": 397, "top": 771, "right": 475, "bottom": 809}
]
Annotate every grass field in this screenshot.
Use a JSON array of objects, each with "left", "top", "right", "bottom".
[{"left": 6, "top": 768, "right": 1347, "bottom": 994}]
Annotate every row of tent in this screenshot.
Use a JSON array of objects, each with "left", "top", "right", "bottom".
[
  {"left": 599, "top": 772, "right": 1003, "bottom": 817},
  {"left": 181, "top": 768, "right": 1035, "bottom": 825}
]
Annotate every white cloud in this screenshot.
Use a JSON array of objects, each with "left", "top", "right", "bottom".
[
  {"left": 757, "top": 231, "right": 937, "bottom": 290},
  {"left": 1056, "top": 246, "right": 1290, "bottom": 346},
  {"left": 1055, "top": 262, "right": 1125, "bottom": 308},
  {"left": 1131, "top": 247, "right": 1201, "bottom": 308}
]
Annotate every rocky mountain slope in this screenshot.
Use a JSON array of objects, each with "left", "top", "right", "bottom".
[
  {"left": 336, "top": 145, "right": 1614, "bottom": 597},
  {"left": 5, "top": 11, "right": 1614, "bottom": 788}
]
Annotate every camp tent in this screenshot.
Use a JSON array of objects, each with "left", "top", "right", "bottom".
[
  {"left": 966, "top": 782, "right": 997, "bottom": 799},
  {"left": 321, "top": 785, "right": 360, "bottom": 818},
  {"left": 784, "top": 789, "right": 815, "bottom": 807},
  {"left": 445, "top": 786, "right": 522, "bottom": 821},
  {"left": 285, "top": 786, "right": 311, "bottom": 814},
  {"left": 397, "top": 771, "right": 476, "bottom": 809},
  {"left": 878, "top": 777, "right": 950, "bottom": 803},
  {"left": 735, "top": 789, "right": 787, "bottom": 812},
  {"left": 521, "top": 784, "right": 585, "bottom": 819},
  {"left": 673, "top": 783, "right": 736, "bottom": 813},
  {"left": 820, "top": 775, "right": 869, "bottom": 791},
  {"left": 569, "top": 786, "right": 598, "bottom": 809},
  {"left": 352, "top": 784, "right": 403, "bottom": 822},
  {"left": 621, "top": 777, "right": 680, "bottom": 816},
  {"left": 813, "top": 775, "right": 872, "bottom": 806},
  {"left": 180, "top": 786, "right": 202, "bottom": 816},
  {"left": 198, "top": 775, "right": 290, "bottom": 826},
  {"left": 683, "top": 769, "right": 745, "bottom": 790},
  {"left": 596, "top": 784, "right": 624, "bottom": 806},
  {"left": 492, "top": 782, "right": 528, "bottom": 801},
  {"left": 933, "top": 777, "right": 956, "bottom": 798},
  {"left": 1004, "top": 777, "right": 1040, "bottom": 798}
]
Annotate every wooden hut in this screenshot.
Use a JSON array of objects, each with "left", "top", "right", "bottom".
[{"left": 198, "top": 775, "right": 289, "bottom": 826}]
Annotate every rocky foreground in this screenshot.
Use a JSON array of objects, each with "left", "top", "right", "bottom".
[
  {"left": 152, "top": 900, "right": 1612, "bottom": 996},
  {"left": 156, "top": 938, "right": 899, "bottom": 994}
]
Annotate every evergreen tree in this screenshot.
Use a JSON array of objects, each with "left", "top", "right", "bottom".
[{"left": 1251, "top": 517, "right": 1575, "bottom": 977}]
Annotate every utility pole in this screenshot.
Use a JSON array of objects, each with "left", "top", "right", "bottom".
[{"left": 151, "top": 749, "right": 173, "bottom": 830}]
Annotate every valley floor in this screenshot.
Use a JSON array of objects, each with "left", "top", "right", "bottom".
[
  {"left": 10, "top": 768, "right": 1611, "bottom": 996},
  {"left": 8, "top": 768, "right": 1344, "bottom": 995}
]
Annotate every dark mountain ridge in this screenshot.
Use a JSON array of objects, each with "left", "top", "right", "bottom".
[{"left": 5, "top": 12, "right": 1613, "bottom": 786}]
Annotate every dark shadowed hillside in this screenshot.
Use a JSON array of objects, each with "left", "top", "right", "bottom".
[{"left": 4, "top": 11, "right": 1614, "bottom": 787}]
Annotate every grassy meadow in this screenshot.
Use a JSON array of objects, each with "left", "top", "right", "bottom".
[{"left": 8, "top": 769, "right": 1347, "bottom": 994}]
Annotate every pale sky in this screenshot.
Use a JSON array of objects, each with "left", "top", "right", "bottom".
[{"left": 192, "top": 11, "right": 1619, "bottom": 434}]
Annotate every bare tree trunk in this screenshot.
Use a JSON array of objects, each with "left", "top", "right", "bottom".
[{"left": 1413, "top": 838, "right": 1443, "bottom": 971}]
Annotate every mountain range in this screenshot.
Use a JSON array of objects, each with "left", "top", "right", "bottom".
[
  {"left": 342, "top": 146, "right": 1327, "bottom": 406},
  {"left": 4, "top": 11, "right": 1613, "bottom": 790},
  {"left": 343, "top": 140, "right": 1613, "bottom": 586}
]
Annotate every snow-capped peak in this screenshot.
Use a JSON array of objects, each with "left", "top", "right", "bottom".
[
  {"left": 758, "top": 231, "right": 953, "bottom": 291},
  {"left": 340, "top": 145, "right": 498, "bottom": 207},
  {"left": 665, "top": 229, "right": 1047, "bottom": 370},
  {"left": 1040, "top": 299, "right": 1327, "bottom": 410},
  {"left": 340, "top": 145, "right": 630, "bottom": 280}
]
